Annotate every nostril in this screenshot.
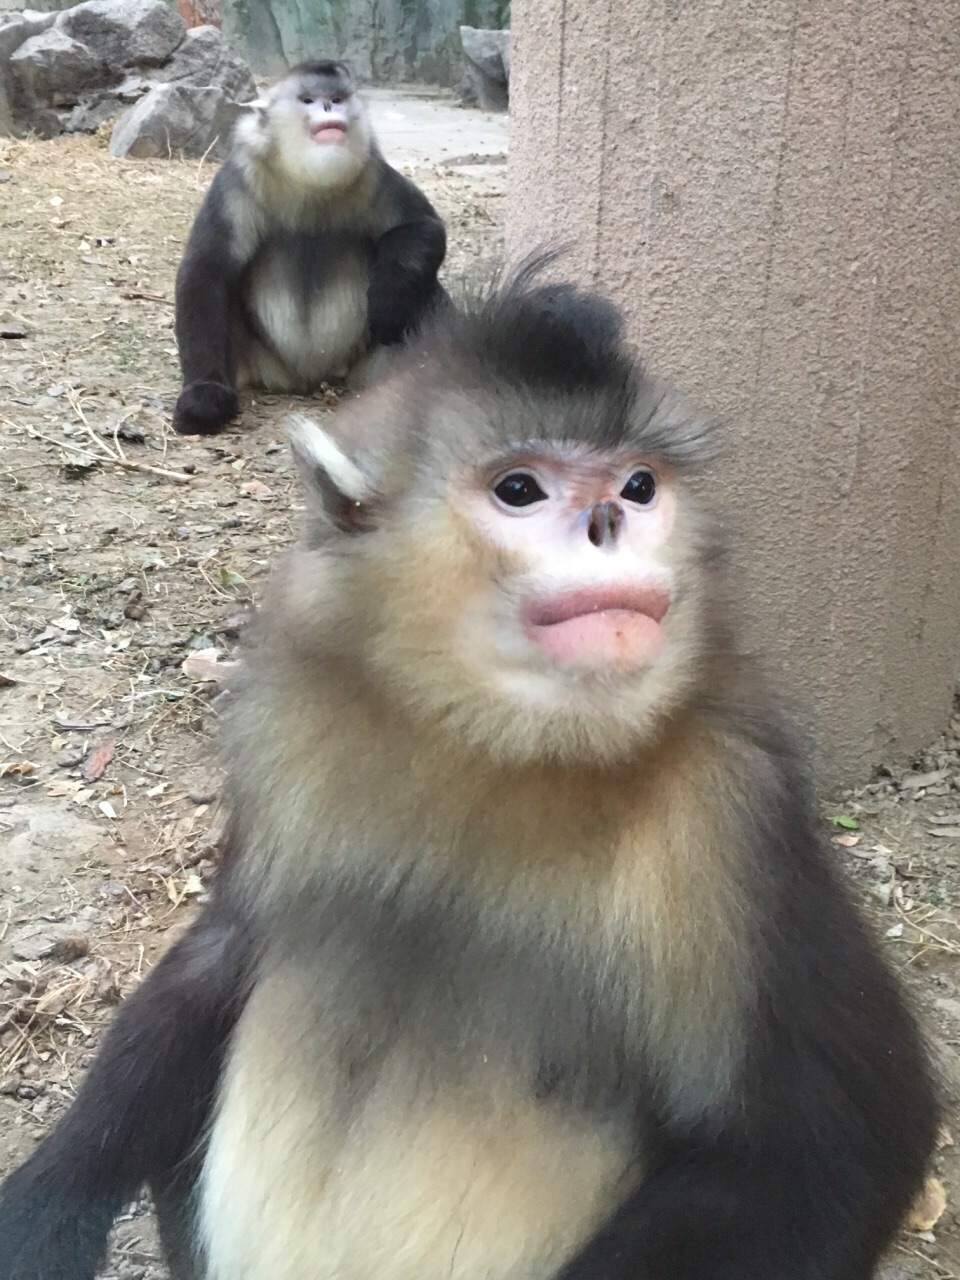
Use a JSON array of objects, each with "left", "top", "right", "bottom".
[
  {"left": 587, "top": 506, "right": 604, "bottom": 547},
  {"left": 587, "top": 501, "right": 623, "bottom": 548}
]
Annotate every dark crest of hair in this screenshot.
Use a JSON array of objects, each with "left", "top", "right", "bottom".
[
  {"left": 289, "top": 59, "right": 353, "bottom": 84},
  {"left": 419, "top": 249, "right": 714, "bottom": 466}
]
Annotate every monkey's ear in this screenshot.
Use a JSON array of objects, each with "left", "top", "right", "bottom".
[{"left": 287, "top": 415, "right": 376, "bottom": 534}]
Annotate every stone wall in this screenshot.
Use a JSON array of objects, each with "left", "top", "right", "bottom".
[{"left": 1, "top": 0, "right": 509, "bottom": 81}]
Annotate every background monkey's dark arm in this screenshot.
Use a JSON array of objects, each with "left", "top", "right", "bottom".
[
  {"left": 367, "top": 175, "right": 448, "bottom": 346},
  {"left": 0, "top": 904, "right": 250, "bottom": 1280},
  {"left": 173, "top": 170, "right": 248, "bottom": 436}
]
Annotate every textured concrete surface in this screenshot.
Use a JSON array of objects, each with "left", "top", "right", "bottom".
[{"left": 507, "top": 0, "right": 960, "bottom": 783}]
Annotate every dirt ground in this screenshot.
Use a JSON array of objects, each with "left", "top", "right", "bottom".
[{"left": 0, "top": 109, "right": 959, "bottom": 1280}]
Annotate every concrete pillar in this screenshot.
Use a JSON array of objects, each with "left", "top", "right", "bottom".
[{"left": 507, "top": 0, "right": 960, "bottom": 783}]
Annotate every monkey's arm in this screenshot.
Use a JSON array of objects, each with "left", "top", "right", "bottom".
[
  {"left": 367, "top": 176, "right": 448, "bottom": 346},
  {"left": 173, "top": 171, "right": 249, "bottom": 436},
  {"left": 558, "top": 819, "right": 937, "bottom": 1280},
  {"left": 0, "top": 904, "right": 250, "bottom": 1280}
]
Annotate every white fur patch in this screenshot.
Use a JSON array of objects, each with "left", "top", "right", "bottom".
[
  {"left": 287, "top": 414, "right": 368, "bottom": 501},
  {"left": 199, "top": 974, "right": 635, "bottom": 1280}
]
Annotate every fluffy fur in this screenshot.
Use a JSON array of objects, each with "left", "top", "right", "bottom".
[{"left": 0, "top": 260, "right": 940, "bottom": 1280}]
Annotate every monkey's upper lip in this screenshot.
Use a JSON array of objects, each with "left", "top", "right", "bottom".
[{"left": 522, "top": 585, "right": 670, "bottom": 628}]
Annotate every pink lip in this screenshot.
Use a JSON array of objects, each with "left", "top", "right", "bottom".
[
  {"left": 310, "top": 120, "right": 347, "bottom": 141},
  {"left": 520, "top": 585, "right": 670, "bottom": 669},
  {"left": 522, "top": 585, "right": 670, "bottom": 629}
]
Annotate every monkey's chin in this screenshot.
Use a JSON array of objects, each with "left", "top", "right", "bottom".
[{"left": 525, "top": 612, "right": 664, "bottom": 670}]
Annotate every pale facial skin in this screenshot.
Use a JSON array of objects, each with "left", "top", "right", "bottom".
[
  {"left": 464, "top": 447, "right": 677, "bottom": 675},
  {"left": 293, "top": 83, "right": 353, "bottom": 145}
]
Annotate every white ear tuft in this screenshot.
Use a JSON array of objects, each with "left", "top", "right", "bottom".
[{"left": 287, "top": 414, "right": 368, "bottom": 503}]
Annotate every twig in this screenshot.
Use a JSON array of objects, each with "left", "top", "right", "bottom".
[
  {"left": 119, "top": 290, "right": 172, "bottom": 305},
  {"left": 10, "top": 408, "right": 191, "bottom": 485}
]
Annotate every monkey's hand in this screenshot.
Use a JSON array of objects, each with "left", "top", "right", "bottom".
[{"left": 173, "top": 381, "right": 240, "bottom": 436}]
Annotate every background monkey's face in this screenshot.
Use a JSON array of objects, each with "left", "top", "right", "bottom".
[{"left": 237, "top": 63, "right": 373, "bottom": 189}]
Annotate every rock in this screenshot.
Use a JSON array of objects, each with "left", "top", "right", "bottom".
[
  {"left": 1, "top": 0, "right": 254, "bottom": 146},
  {"left": 108, "top": 82, "right": 243, "bottom": 159},
  {"left": 59, "top": 0, "right": 186, "bottom": 70},
  {"left": 458, "top": 26, "right": 510, "bottom": 112},
  {"left": 9, "top": 27, "right": 110, "bottom": 110},
  {"left": 0, "top": 8, "right": 59, "bottom": 129},
  {"left": 460, "top": 26, "right": 509, "bottom": 80},
  {"left": 153, "top": 24, "right": 255, "bottom": 102},
  {"left": 62, "top": 73, "right": 149, "bottom": 131}
]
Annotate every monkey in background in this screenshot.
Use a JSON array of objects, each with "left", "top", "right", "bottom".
[
  {"left": 172, "top": 59, "right": 447, "bottom": 437},
  {"left": 0, "top": 259, "right": 940, "bottom": 1280}
]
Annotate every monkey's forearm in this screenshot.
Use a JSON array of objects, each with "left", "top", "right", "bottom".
[
  {"left": 0, "top": 908, "right": 249, "bottom": 1280},
  {"left": 367, "top": 218, "right": 447, "bottom": 346},
  {"left": 557, "top": 1144, "right": 876, "bottom": 1280},
  {"left": 172, "top": 191, "right": 245, "bottom": 435}
]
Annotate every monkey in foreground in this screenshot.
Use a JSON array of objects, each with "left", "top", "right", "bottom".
[
  {"left": 172, "top": 59, "right": 447, "bottom": 437},
  {"left": 0, "top": 261, "right": 940, "bottom": 1280}
]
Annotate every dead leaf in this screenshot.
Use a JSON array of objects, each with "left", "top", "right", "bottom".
[
  {"left": 122, "top": 589, "right": 148, "bottom": 621},
  {"left": 905, "top": 1176, "right": 947, "bottom": 1232},
  {"left": 928, "top": 813, "right": 960, "bottom": 825},
  {"left": 0, "top": 674, "right": 17, "bottom": 687},
  {"left": 98, "top": 800, "right": 117, "bottom": 819},
  {"left": 833, "top": 834, "right": 861, "bottom": 848},
  {"left": 181, "top": 648, "right": 242, "bottom": 686},
  {"left": 928, "top": 828, "right": 960, "bottom": 839},
  {"left": 0, "top": 761, "right": 36, "bottom": 777},
  {"left": 240, "top": 479, "right": 274, "bottom": 501},
  {"left": 81, "top": 739, "right": 114, "bottom": 783}
]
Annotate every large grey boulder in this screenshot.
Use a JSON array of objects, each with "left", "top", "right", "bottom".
[
  {"left": 458, "top": 25, "right": 509, "bottom": 112},
  {"left": 0, "top": 0, "right": 256, "bottom": 149},
  {"left": 153, "top": 24, "right": 255, "bottom": 101},
  {"left": 59, "top": 0, "right": 185, "bottom": 69},
  {"left": 9, "top": 27, "right": 110, "bottom": 109},
  {"left": 0, "top": 10, "right": 58, "bottom": 131},
  {"left": 108, "top": 81, "right": 244, "bottom": 158}
]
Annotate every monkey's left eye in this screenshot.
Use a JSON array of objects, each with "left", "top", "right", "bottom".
[
  {"left": 620, "top": 469, "right": 657, "bottom": 505},
  {"left": 493, "top": 473, "right": 548, "bottom": 509},
  {"left": 331, "top": 95, "right": 344, "bottom": 104},
  {"left": 299, "top": 95, "right": 314, "bottom": 104}
]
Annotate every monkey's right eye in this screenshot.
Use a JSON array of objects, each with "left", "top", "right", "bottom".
[
  {"left": 299, "top": 95, "right": 314, "bottom": 104},
  {"left": 493, "top": 473, "right": 548, "bottom": 509}
]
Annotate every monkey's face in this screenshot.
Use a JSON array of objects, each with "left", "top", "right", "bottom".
[
  {"left": 463, "top": 446, "right": 676, "bottom": 675},
  {"left": 238, "top": 69, "right": 373, "bottom": 189},
  {"left": 353, "top": 428, "right": 710, "bottom": 767}
]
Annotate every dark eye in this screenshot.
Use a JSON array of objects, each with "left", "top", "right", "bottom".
[
  {"left": 299, "top": 95, "right": 314, "bottom": 105},
  {"left": 331, "top": 95, "right": 344, "bottom": 105},
  {"left": 620, "top": 469, "right": 656, "bottom": 505},
  {"left": 493, "top": 472, "right": 548, "bottom": 508}
]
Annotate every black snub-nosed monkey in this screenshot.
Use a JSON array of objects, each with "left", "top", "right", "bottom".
[
  {"left": 172, "top": 59, "right": 448, "bottom": 438},
  {"left": 0, "top": 257, "right": 940, "bottom": 1280}
]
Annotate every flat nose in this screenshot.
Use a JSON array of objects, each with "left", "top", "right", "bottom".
[{"left": 586, "top": 500, "right": 624, "bottom": 548}]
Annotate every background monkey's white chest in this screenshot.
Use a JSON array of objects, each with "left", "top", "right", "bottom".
[
  {"left": 240, "top": 241, "right": 371, "bottom": 390},
  {"left": 199, "top": 970, "right": 637, "bottom": 1280}
]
